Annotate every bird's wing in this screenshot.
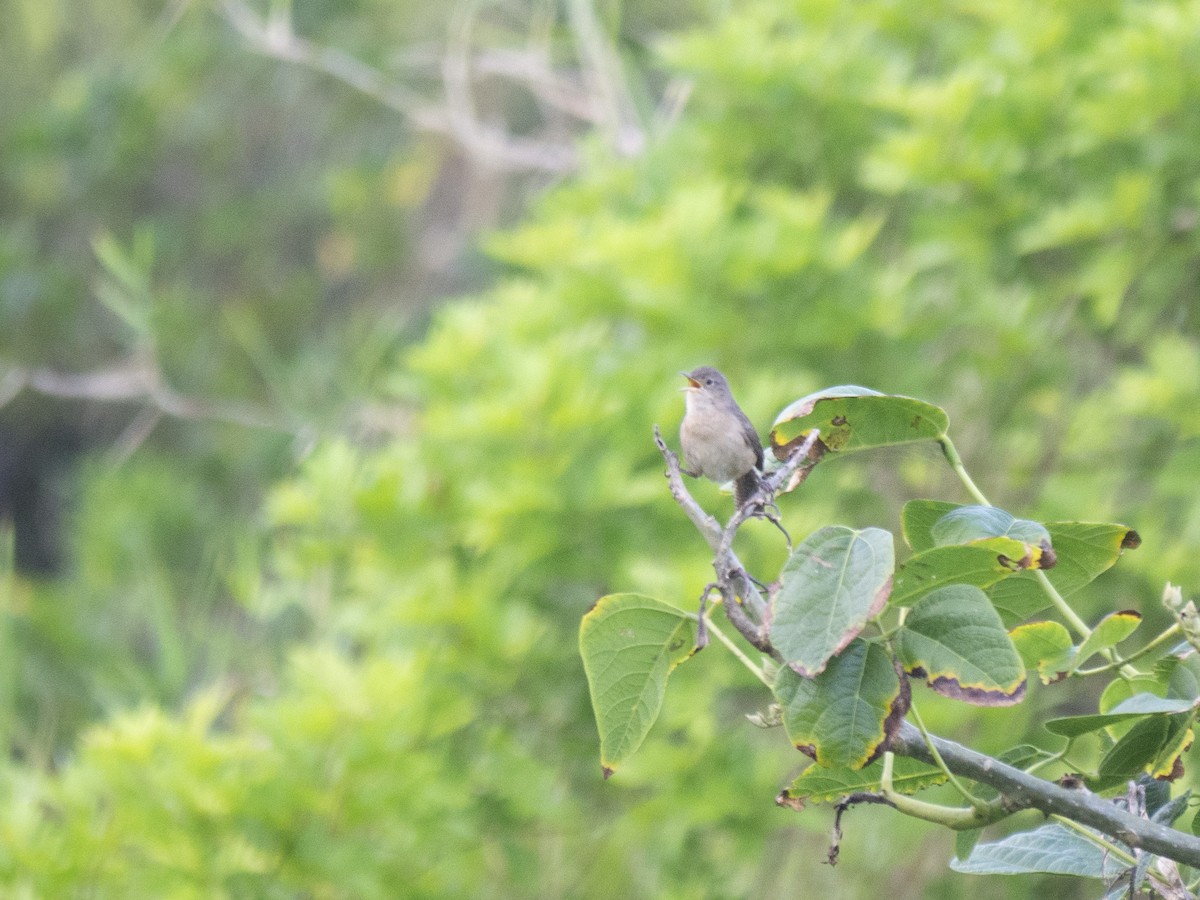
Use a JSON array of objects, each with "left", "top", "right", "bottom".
[{"left": 737, "top": 409, "right": 764, "bottom": 472}]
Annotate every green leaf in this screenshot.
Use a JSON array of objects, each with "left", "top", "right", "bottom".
[
  {"left": 769, "top": 387, "right": 948, "bottom": 459},
  {"left": 1073, "top": 610, "right": 1142, "bottom": 669},
  {"left": 1099, "top": 675, "right": 1168, "bottom": 723},
  {"left": 955, "top": 829, "right": 982, "bottom": 863},
  {"left": 770, "top": 526, "right": 894, "bottom": 677},
  {"left": 895, "top": 585, "right": 1026, "bottom": 705},
  {"left": 1010, "top": 621, "right": 1075, "bottom": 684},
  {"left": 1162, "top": 652, "right": 1200, "bottom": 700},
  {"left": 891, "top": 537, "right": 1034, "bottom": 607},
  {"left": 1096, "top": 716, "right": 1171, "bottom": 778},
  {"left": 988, "top": 522, "right": 1141, "bottom": 625},
  {"left": 930, "top": 505, "right": 1051, "bottom": 550},
  {"left": 1044, "top": 693, "right": 1196, "bottom": 738},
  {"left": 780, "top": 755, "right": 946, "bottom": 805},
  {"left": 1090, "top": 714, "right": 1193, "bottom": 791},
  {"left": 951, "top": 823, "right": 1128, "bottom": 878},
  {"left": 901, "top": 499, "right": 961, "bottom": 553},
  {"left": 579, "top": 593, "right": 698, "bottom": 778},
  {"left": 1150, "top": 787, "right": 1190, "bottom": 827},
  {"left": 773, "top": 640, "right": 907, "bottom": 769}
]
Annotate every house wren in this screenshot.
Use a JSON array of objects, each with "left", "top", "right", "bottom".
[{"left": 679, "top": 366, "right": 764, "bottom": 506}]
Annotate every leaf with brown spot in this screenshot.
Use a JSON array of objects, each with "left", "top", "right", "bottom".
[
  {"left": 895, "top": 584, "right": 1027, "bottom": 706},
  {"left": 891, "top": 537, "right": 1042, "bottom": 607},
  {"left": 770, "top": 387, "right": 948, "bottom": 460},
  {"left": 773, "top": 640, "right": 905, "bottom": 769},
  {"left": 1010, "top": 621, "right": 1075, "bottom": 684},
  {"left": 989, "top": 522, "right": 1141, "bottom": 625}
]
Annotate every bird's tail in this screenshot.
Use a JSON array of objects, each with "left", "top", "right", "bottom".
[{"left": 734, "top": 470, "right": 763, "bottom": 507}]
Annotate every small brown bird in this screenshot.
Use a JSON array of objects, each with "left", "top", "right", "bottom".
[{"left": 679, "top": 366, "right": 764, "bottom": 506}]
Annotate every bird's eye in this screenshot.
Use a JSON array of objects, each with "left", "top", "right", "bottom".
[{"left": 704, "top": 378, "right": 713, "bottom": 386}]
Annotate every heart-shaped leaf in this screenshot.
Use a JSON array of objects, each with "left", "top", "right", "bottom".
[
  {"left": 770, "top": 526, "right": 894, "bottom": 676},
  {"left": 773, "top": 639, "right": 908, "bottom": 769},
  {"left": 579, "top": 593, "right": 698, "bottom": 777}
]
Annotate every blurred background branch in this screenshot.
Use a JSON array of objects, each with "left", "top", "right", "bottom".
[{"left": 221, "top": 0, "right": 663, "bottom": 174}]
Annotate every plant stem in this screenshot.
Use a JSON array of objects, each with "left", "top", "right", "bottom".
[
  {"left": 939, "top": 435, "right": 1115, "bottom": 659},
  {"left": 1076, "top": 623, "right": 1182, "bottom": 676},
  {"left": 1022, "top": 747, "right": 1068, "bottom": 778},
  {"left": 1032, "top": 569, "right": 1093, "bottom": 641},
  {"left": 939, "top": 436, "right": 992, "bottom": 506},
  {"left": 705, "top": 613, "right": 771, "bottom": 687},
  {"left": 908, "top": 702, "right": 983, "bottom": 809},
  {"left": 879, "top": 752, "right": 1007, "bottom": 829},
  {"left": 1051, "top": 814, "right": 1138, "bottom": 868}
]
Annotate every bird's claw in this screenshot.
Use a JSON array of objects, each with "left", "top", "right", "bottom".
[{"left": 740, "top": 489, "right": 791, "bottom": 549}]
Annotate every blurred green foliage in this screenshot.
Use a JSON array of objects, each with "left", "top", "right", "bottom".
[{"left": 2, "top": 0, "right": 1200, "bottom": 896}]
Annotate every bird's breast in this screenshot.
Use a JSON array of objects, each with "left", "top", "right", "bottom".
[{"left": 680, "top": 406, "right": 757, "bottom": 483}]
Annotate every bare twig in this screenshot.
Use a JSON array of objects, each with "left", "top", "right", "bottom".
[
  {"left": 0, "top": 359, "right": 296, "bottom": 435},
  {"left": 764, "top": 432, "right": 822, "bottom": 495},
  {"left": 220, "top": 0, "right": 578, "bottom": 173},
  {"left": 564, "top": 0, "right": 644, "bottom": 155},
  {"left": 715, "top": 430, "right": 821, "bottom": 566},
  {"left": 473, "top": 49, "right": 595, "bottom": 120},
  {"left": 654, "top": 425, "right": 821, "bottom": 653},
  {"left": 106, "top": 406, "right": 164, "bottom": 464},
  {"left": 654, "top": 78, "right": 693, "bottom": 134},
  {"left": 827, "top": 792, "right": 897, "bottom": 866}
]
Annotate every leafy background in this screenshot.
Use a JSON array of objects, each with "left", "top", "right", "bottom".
[{"left": 3, "top": 0, "right": 1200, "bottom": 896}]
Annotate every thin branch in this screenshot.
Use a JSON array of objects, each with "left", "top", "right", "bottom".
[
  {"left": 1032, "top": 569, "right": 1094, "bottom": 643},
  {"left": 106, "top": 406, "right": 164, "bottom": 465},
  {"left": 1077, "top": 623, "right": 1183, "bottom": 677},
  {"left": 907, "top": 701, "right": 981, "bottom": 809},
  {"left": 473, "top": 49, "right": 595, "bottom": 119},
  {"left": 654, "top": 78, "right": 694, "bottom": 134},
  {"left": 563, "top": 0, "right": 644, "bottom": 155},
  {"left": 763, "top": 431, "right": 822, "bottom": 495},
  {"left": 939, "top": 433, "right": 1101, "bottom": 645},
  {"left": 714, "top": 429, "right": 821, "bottom": 565},
  {"left": 0, "top": 359, "right": 296, "bottom": 435},
  {"left": 827, "top": 790, "right": 897, "bottom": 865},
  {"left": 653, "top": 425, "right": 773, "bottom": 649},
  {"left": 220, "top": 0, "right": 578, "bottom": 173}
]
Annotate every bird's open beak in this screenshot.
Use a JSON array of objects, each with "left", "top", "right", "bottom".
[{"left": 680, "top": 371, "right": 700, "bottom": 390}]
